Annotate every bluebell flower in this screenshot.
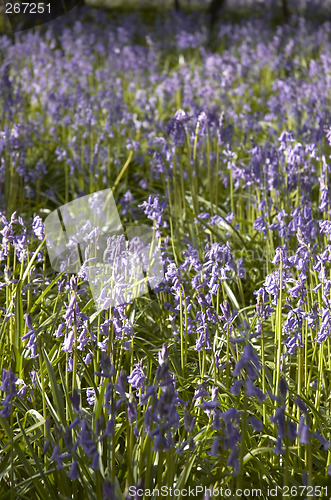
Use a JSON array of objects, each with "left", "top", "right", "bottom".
[
  {"left": 227, "top": 447, "right": 240, "bottom": 475},
  {"left": 196, "top": 111, "right": 208, "bottom": 135},
  {"left": 295, "top": 396, "right": 308, "bottom": 414},
  {"left": 193, "top": 382, "right": 210, "bottom": 404},
  {"left": 0, "top": 404, "right": 11, "bottom": 417},
  {"left": 86, "top": 388, "right": 95, "bottom": 405},
  {"left": 100, "top": 418, "right": 115, "bottom": 439},
  {"left": 91, "top": 451, "right": 99, "bottom": 470},
  {"left": 219, "top": 300, "right": 237, "bottom": 334},
  {"left": 274, "top": 436, "right": 284, "bottom": 455},
  {"left": 184, "top": 408, "right": 195, "bottom": 433},
  {"left": 138, "top": 195, "right": 168, "bottom": 230},
  {"left": 316, "top": 306, "right": 331, "bottom": 343},
  {"left": 196, "top": 311, "right": 212, "bottom": 351},
  {"left": 69, "top": 417, "right": 80, "bottom": 431},
  {"left": 80, "top": 431, "right": 98, "bottom": 459},
  {"left": 0, "top": 368, "right": 18, "bottom": 416},
  {"left": 51, "top": 445, "right": 71, "bottom": 470},
  {"left": 278, "top": 130, "right": 295, "bottom": 152},
  {"left": 128, "top": 360, "right": 146, "bottom": 390},
  {"left": 142, "top": 345, "right": 185, "bottom": 452},
  {"left": 127, "top": 395, "right": 138, "bottom": 425},
  {"left": 298, "top": 416, "right": 310, "bottom": 444},
  {"left": 232, "top": 343, "right": 261, "bottom": 380},
  {"left": 220, "top": 407, "right": 238, "bottom": 424},
  {"left": 278, "top": 377, "right": 288, "bottom": 399},
  {"left": 314, "top": 432, "right": 330, "bottom": 451},
  {"left": 54, "top": 323, "right": 64, "bottom": 338},
  {"left": 166, "top": 109, "right": 190, "bottom": 146},
  {"left": 70, "top": 389, "right": 80, "bottom": 413},
  {"left": 43, "top": 440, "right": 50, "bottom": 456},
  {"left": 103, "top": 480, "right": 114, "bottom": 499},
  {"left": 140, "top": 384, "right": 156, "bottom": 405},
  {"left": 117, "top": 369, "right": 127, "bottom": 395},
  {"left": 253, "top": 215, "right": 268, "bottom": 236},
  {"left": 319, "top": 220, "right": 331, "bottom": 239},
  {"left": 197, "top": 400, "right": 219, "bottom": 412},
  {"left": 32, "top": 215, "right": 44, "bottom": 240},
  {"left": 67, "top": 357, "right": 73, "bottom": 371},
  {"left": 209, "top": 437, "right": 219, "bottom": 456},
  {"left": 83, "top": 352, "right": 93, "bottom": 364},
  {"left": 64, "top": 295, "right": 77, "bottom": 330},
  {"left": 21, "top": 314, "right": 38, "bottom": 359},
  {"left": 143, "top": 407, "right": 153, "bottom": 433},
  {"left": 287, "top": 421, "right": 297, "bottom": 440},
  {"left": 95, "top": 352, "right": 115, "bottom": 379},
  {"left": 62, "top": 330, "right": 75, "bottom": 353},
  {"left": 249, "top": 416, "right": 263, "bottom": 432},
  {"left": 245, "top": 379, "right": 266, "bottom": 402},
  {"left": 270, "top": 407, "right": 286, "bottom": 439},
  {"left": 230, "top": 380, "right": 244, "bottom": 396},
  {"left": 264, "top": 271, "right": 280, "bottom": 302},
  {"left": 67, "top": 460, "right": 79, "bottom": 480}
]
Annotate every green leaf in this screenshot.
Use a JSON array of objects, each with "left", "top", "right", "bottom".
[
  {"left": 16, "top": 418, "right": 58, "bottom": 500},
  {"left": 42, "top": 348, "right": 67, "bottom": 426},
  {"left": 114, "top": 476, "right": 125, "bottom": 500},
  {"left": 30, "top": 271, "right": 65, "bottom": 314},
  {"left": 0, "top": 417, "right": 52, "bottom": 499},
  {"left": 14, "top": 280, "right": 23, "bottom": 351}
]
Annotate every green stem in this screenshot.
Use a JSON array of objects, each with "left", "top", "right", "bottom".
[
  {"left": 236, "top": 391, "right": 247, "bottom": 497},
  {"left": 275, "top": 258, "right": 283, "bottom": 396}
]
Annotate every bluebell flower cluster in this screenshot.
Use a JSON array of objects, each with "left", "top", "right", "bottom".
[{"left": 2, "top": 4, "right": 331, "bottom": 494}]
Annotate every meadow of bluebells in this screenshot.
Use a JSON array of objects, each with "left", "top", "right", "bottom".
[{"left": 1, "top": 0, "right": 331, "bottom": 498}]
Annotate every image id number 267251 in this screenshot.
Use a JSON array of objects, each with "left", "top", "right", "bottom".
[{"left": 5, "top": 3, "right": 51, "bottom": 14}]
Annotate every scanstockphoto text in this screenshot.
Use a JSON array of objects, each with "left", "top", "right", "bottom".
[{"left": 128, "top": 485, "right": 328, "bottom": 497}]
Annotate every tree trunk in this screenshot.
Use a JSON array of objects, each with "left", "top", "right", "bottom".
[
  {"left": 174, "top": 0, "right": 180, "bottom": 10},
  {"left": 282, "top": 0, "right": 290, "bottom": 17},
  {"left": 208, "top": 0, "right": 226, "bottom": 23}
]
